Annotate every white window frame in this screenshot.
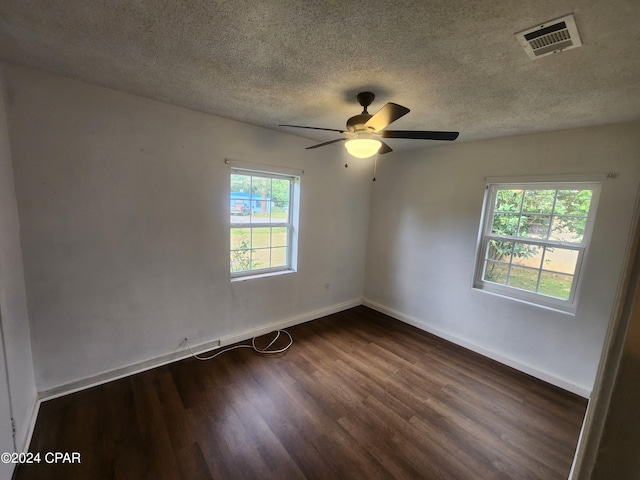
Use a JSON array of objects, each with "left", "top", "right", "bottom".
[
  {"left": 473, "top": 180, "right": 601, "bottom": 313},
  {"left": 230, "top": 166, "right": 300, "bottom": 280}
]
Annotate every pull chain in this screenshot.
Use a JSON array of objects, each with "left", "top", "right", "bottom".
[{"left": 372, "top": 153, "right": 378, "bottom": 181}]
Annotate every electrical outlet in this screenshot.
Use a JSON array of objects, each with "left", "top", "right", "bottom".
[{"left": 324, "top": 282, "right": 330, "bottom": 290}]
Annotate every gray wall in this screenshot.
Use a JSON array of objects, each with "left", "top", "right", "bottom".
[
  {"left": 0, "top": 70, "right": 37, "bottom": 457},
  {"left": 2, "top": 65, "right": 372, "bottom": 392},
  {"left": 364, "top": 122, "right": 640, "bottom": 395}
]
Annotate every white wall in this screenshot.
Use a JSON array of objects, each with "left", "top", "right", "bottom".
[
  {"left": 1, "top": 65, "right": 372, "bottom": 393},
  {"left": 364, "top": 122, "right": 640, "bottom": 395},
  {"left": 0, "top": 71, "right": 37, "bottom": 458}
]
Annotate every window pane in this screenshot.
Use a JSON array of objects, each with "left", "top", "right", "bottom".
[
  {"left": 271, "top": 201, "right": 289, "bottom": 223},
  {"left": 252, "top": 227, "right": 271, "bottom": 249},
  {"left": 486, "top": 240, "right": 513, "bottom": 262},
  {"left": 492, "top": 213, "right": 520, "bottom": 236},
  {"left": 230, "top": 174, "right": 252, "bottom": 223},
  {"left": 550, "top": 216, "right": 587, "bottom": 243},
  {"left": 508, "top": 266, "right": 539, "bottom": 292},
  {"left": 272, "top": 227, "right": 288, "bottom": 247},
  {"left": 249, "top": 176, "right": 271, "bottom": 224},
  {"left": 230, "top": 199, "right": 251, "bottom": 222},
  {"left": 272, "top": 179, "right": 290, "bottom": 203},
  {"left": 231, "top": 174, "right": 251, "bottom": 193},
  {"left": 231, "top": 250, "right": 251, "bottom": 273},
  {"left": 251, "top": 248, "right": 270, "bottom": 270},
  {"left": 251, "top": 177, "right": 271, "bottom": 199},
  {"left": 230, "top": 227, "right": 252, "bottom": 273},
  {"left": 250, "top": 200, "right": 270, "bottom": 223},
  {"left": 554, "top": 190, "right": 593, "bottom": 216},
  {"left": 522, "top": 190, "right": 554, "bottom": 214},
  {"left": 512, "top": 243, "right": 543, "bottom": 269},
  {"left": 231, "top": 228, "right": 251, "bottom": 250},
  {"left": 543, "top": 247, "right": 579, "bottom": 274},
  {"left": 517, "top": 214, "right": 550, "bottom": 239},
  {"left": 483, "top": 261, "right": 508, "bottom": 285},
  {"left": 494, "top": 189, "right": 523, "bottom": 213},
  {"left": 271, "top": 247, "right": 287, "bottom": 267},
  {"left": 539, "top": 272, "right": 573, "bottom": 300},
  {"left": 230, "top": 249, "right": 252, "bottom": 273}
]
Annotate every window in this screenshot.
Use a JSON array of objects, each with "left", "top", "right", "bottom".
[
  {"left": 474, "top": 182, "right": 600, "bottom": 312},
  {"left": 230, "top": 168, "right": 299, "bottom": 278}
]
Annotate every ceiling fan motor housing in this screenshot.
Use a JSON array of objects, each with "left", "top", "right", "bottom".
[{"left": 346, "top": 114, "right": 374, "bottom": 132}]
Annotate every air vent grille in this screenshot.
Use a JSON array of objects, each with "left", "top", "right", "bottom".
[{"left": 515, "top": 14, "right": 582, "bottom": 60}]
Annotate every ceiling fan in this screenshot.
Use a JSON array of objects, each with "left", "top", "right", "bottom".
[{"left": 280, "top": 92, "right": 459, "bottom": 159}]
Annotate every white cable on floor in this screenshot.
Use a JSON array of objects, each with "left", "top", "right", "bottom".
[{"left": 185, "top": 329, "right": 293, "bottom": 361}]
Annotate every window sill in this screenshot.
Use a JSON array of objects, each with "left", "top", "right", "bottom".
[
  {"left": 472, "top": 285, "right": 576, "bottom": 316},
  {"left": 231, "top": 269, "right": 296, "bottom": 283}
]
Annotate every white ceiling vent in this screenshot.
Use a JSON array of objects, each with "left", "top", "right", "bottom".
[{"left": 515, "top": 14, "right": 582, "bottom": 60}]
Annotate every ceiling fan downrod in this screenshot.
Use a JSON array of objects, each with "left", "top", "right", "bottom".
[{"left": 356, "top": 91, "right": 375, "bottom": 114}]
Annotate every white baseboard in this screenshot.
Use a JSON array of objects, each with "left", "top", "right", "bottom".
[
  {"left": 362, "top": 298, "right": 591, "bottom": 398},
  {"left": 39, "top": 298, "right": 363, "bottom": 402}
]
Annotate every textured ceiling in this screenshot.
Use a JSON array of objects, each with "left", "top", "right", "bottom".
[{"left": 1, "top": 0, "right": 639, "bottom": 151}]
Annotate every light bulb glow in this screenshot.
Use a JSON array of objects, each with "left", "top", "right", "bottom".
[{"left": 344, "top": 138, "right": 382, "bottom": 158}]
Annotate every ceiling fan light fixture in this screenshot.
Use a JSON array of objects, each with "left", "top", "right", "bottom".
[{"left": 344, "top": 136, "right": 382, "bottom": 158}]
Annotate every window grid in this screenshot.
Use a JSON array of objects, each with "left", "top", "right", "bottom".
[
  {"left": 475, "top": 183, "right": 599, "bottom": 312},
  {"left": 230, "top": 170, "right": 295, "bottom": 277},
  {"left": 482, "top": 243, "right": 581, "bottom": 296}
]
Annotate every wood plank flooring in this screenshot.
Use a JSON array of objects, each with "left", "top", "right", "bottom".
[{"left": 16, "top": 306, "right": 587, "bottom": 479}]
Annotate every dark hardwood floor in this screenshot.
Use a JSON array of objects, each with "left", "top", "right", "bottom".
[{"left": 16, "top": 306, "right": 587, "bottom": 479}]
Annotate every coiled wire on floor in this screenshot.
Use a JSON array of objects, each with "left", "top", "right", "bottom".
[{"left": 185, "top": 329, "right": 293, "bottom": 361}]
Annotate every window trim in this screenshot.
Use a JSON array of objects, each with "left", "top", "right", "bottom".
[
  {"left": 230, "top": 167, "right": 300, "bottom": 280},
  {"left": 473, "top": 180, "right": 601, "bottom": 313}
]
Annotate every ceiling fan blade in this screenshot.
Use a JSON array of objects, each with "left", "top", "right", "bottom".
[
  {"left": 305, "top": 138, "right": 347, "bottom": 150},
  {"left": 364, "top": 103, "right": 410, "bottom": 132},
  {"left": 380, "top": 130, "right": 460, "bottom": 141},
  {"left": 379, "top": 141, "right": 393, "bottom": 154},
  {"left": 279, "top": 124, "right": 346, "bottom": 133}
]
